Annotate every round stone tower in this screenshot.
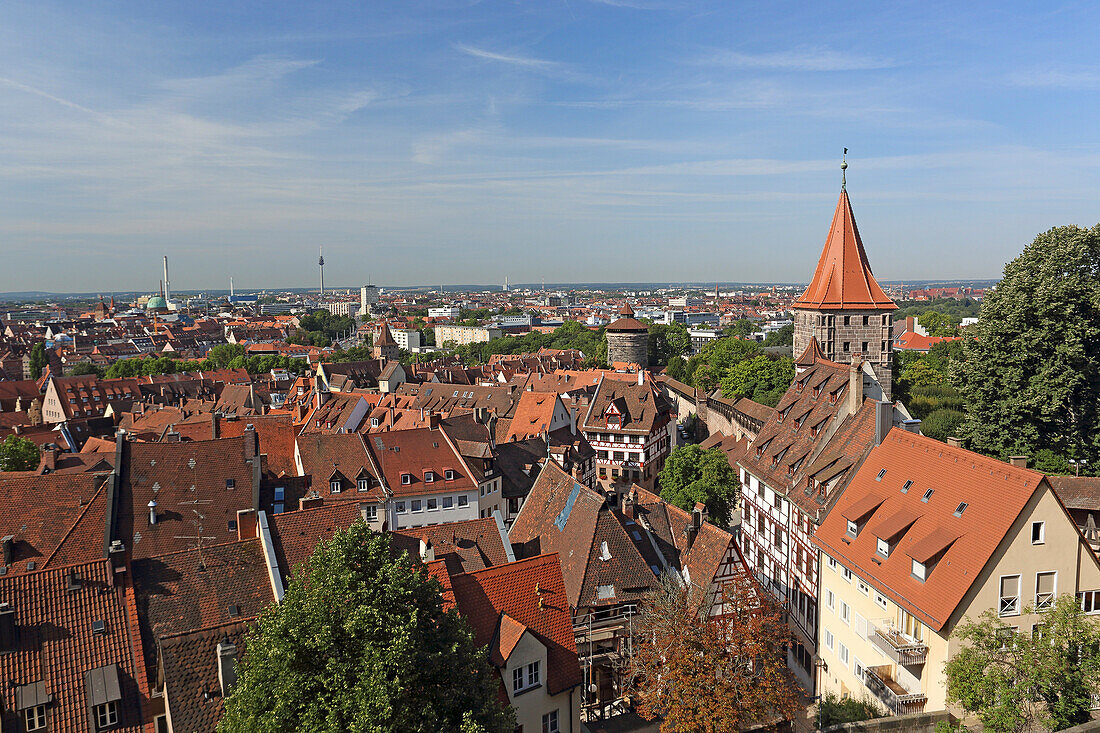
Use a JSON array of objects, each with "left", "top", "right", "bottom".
[{"left": 606, "top": 304, "right": 649, "bottom": 367}]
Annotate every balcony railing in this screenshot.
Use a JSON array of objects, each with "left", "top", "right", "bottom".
[
  {"left": 870, "top": 622, "right": 928, "bottom": 666},
  {"left": 864, "top": 665, "right": 927, "bottom": 715}
]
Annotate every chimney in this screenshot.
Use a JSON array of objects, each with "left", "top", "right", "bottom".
[
  {"left": 0, "top": 602, "right": 15, "bottom": 652},
  {"left": 623, "top": 491, "right": 634, "bottom": 519},
  {"left": 42, "top": 445, "right": 59, "bottom": 472},
  {"left": 299, "top": 494, "right": 323, "bottom": 511},
  {"left": 419, "top": 538, "right": 435, "bottom": 562},
  {"left": 164, "top": 431, "right": 181, "bottom": 443},
  {"left": 848, "top": 356, "right": 863, "bottom": 414},
  {"left": 2, "top": 535, "right": 14, "bottom": 565},
  {"left": 211, "top": 412, "right": 220, "bottom": 439},
  {"left": 217, "top": 637, "right": 238, "bottom": 697},
  {"left": 569, "top": 406, "right": 577, "bottom": 435},
  {"left": 108, "top": 540, "right": 126, "bottom": 579},
  {"left": 474, "top": 406, "right": 486, "bottom": 424},
  {"left": 874, "top": 401, "right": 893, "bottom": 446},
  {"left": 1009, "top": 456, "right": 1029, "bottom": 469},
  {"left": 313, "top": 375, "right": 328, "bottom": 409},
  {"left": 148, "top": 499, "right": 157, "bottom": 525},
  {"left": 902, "top": 419, "right": 922, "bottom": 434},
  {"left": 243, "top": 423, "right": 258, "bottom": 461},
  {"left": 637, "top": 370, "right": 644, "bottom": 386},
  {"left": 685, "top": 512, "right": 701, "bottom": 552},
  {"left": 946, "top": 437, "right": 962, "bottom": 448}
]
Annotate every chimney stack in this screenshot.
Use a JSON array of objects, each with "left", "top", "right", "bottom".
[
  {"left": 637, "top": 370, "right": 644, "bottom": 386},
  {"left": 569, "top": 406, "right": 577, "bottom": 436},
  {"left": 419, "top": 538, "right": 435, "bottom": 562},
  {"left": 217, "top": 637, "right": 238, "bottom": 697},
  {"left": 946, "top": 437, "right": 962, "bottom": 448},
  {"left": 874, "top": 401, "right": 893, "bottom": 446},
  {"left": 848, "top": 356, "right": 864, "bottom": 414},
  {"left": 2, "top": 535, "right": 14, "bottom": 565},
  {"left": 1009, "top": 456, "right": 1029, "bottom": 469}
]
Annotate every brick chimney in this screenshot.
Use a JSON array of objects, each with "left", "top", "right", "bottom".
[
  {"left": 1009, "top": 456, "right": 1029, "bottom": 468},
  {"left": 299, "top": 493, "right": 323, "bottom": 511},
  {"left": 217, "top": 637, "right": 238, "bottom": 697}
]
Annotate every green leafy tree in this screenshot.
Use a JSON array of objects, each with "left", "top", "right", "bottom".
[
  {"left": 917, "top": 310, "right": 961, "bottom": 336},
  {"left": 648, "top": 322, "right": 691, "bottom": 366},
  {"left": 0, "top": 435, "right": 40, "bottom": 471},
  {"left": 763, "top": 323, "right": 794, "bottom": 348},
  {"left": 657, "top": 445, "right": 739, "bottom": 526},
  {"left": 220, "top": 523, "right": 513, "bottom": 733},
  {"left": 206, "top": 343, "right": 248, "bottom": 368},
  {"left": 28, "top": 343, "right": 47, "bottom": 378},
  {"left": 946, "top": 596, "right": 1100, "bottom": 732},
  {"left": 719, "top": 354, "right": 795, "bottom": 408},
  {"left": 955, "top": 225, "right": 1100, "bottom": 471},
  {"left": 67, "top": 362, "right": 105, "bottom": 377},
  {"left": 685, "top": 338, "right": 763, "bottom": 393},
  {"left": 919, "top": 408, "right": 965, "bottom": 442}
]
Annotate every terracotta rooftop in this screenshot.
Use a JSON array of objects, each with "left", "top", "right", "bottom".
[
  {"left": 1049, "top": 476, "right": 1100, "bottom": 512},
  {"left": 450, "top": 553, "right": 583, "bottom": 696},
  {"left": 812, "top": 429, "right": 1046, "bottom": 631},
  {"left": 391, "top": 517, "right": 512, "bottom": 575},
  {"left": 268, "top": 502, "right": 363, "bottom": 583},
  {"left": 791, "top": 189, "right": 897, "bottom": 312},
  {"left": 158, "top": 621, "right": 250, "bottom": 733}
]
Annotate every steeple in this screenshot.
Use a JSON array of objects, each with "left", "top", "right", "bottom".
[{"left": 791, "top": 179, "right": 896, "bottom": 312}]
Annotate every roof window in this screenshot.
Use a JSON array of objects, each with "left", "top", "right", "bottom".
[
  {"left": 901, "top": 480, "right": 912, "bottom": 494},
  {"left": 875, "top": 469, "right": 886, "bottom": 481},
  {"left": 401, "top": 473, "right": 412, "bottom": 485},
  {"left": 954, "top": 502, "right": 968, "bottom": 517},
  {"left": 921, "top": 489, "right": 934, "bottom": 503}
]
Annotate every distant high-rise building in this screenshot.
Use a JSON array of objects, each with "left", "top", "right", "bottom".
[
  {"left": 791, "top": 164, "right": 897, "bottom": 398},
  {"left": 359, "top": 284, "right": 379, "bottom": 317}
]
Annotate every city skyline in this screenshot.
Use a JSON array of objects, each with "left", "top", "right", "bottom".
[{"left": 3, "top": 1, "right": 1100, "bottom": 291}]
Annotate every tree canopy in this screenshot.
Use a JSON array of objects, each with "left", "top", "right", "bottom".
[
  {"left": 220, "top": 523, "right": 513, "bottom": 733},
  {"left": 718, "top": 354, "right": 794, "bottom": 407},
  {"left": 657, "top": 444, "right": 739, "bottom": 526},
  {"left": 945, "top": 595, "right": 1100, "bottom": 732},
  {"left": 28, "top": 343, "right": 47, "bottom": 379},
  {"left": 0, "top": 435, "right": 39, "bottom": 472},
  {"left": 647, "top": 322, "right": 691, "bottom": 366},
  {"left": 628, "top": 574, "right": 800, "bottom": 732},
  {"left": 955, "top": 225, "right": 1100, "bottom": 473}
]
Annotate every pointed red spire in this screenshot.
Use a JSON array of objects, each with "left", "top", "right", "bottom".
[
  {"left": 796, "top": 336, "right": 828, "bottom": 367},
  {"left": 792, "top": 189, "right": 896, "bottom": 311}
]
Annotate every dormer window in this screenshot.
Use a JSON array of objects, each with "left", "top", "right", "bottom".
[
  {"left": 912, "top": 559, "right": 927, "bottom": 581},
  {"left": 25, "top": 705, "right": 47, "bottom": 731},
  {"left": 877, "top": 537, "right": 890, "bottom": 557},
  {"left": 358, "top": 478, "right": 370, "bottom": 492},
  {"left": 445, "top": 469, "right": 456, "bottom": 481},
  {"left": 371, "top": 417, "right": 380, "bottom": 428},
  {"left": 401, "top": 473, "right": 412, "bottom": 485},
  {"left": 846, "top": 519, "right": 859, "bottom": 538},
  {"left": 424, "top": 471, "right": 434, "bottom": 483},
  {"left": 330, "top": 480, "right": 342, "bottom": 493}
]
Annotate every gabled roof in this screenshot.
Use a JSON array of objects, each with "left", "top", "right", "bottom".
[
  {"left": 391, "top": 517, "right": 512, "bottom": 574},
  {"left": 159, "top": 621, "right": 250, "bottom": 733},
  {"left": 450, "top": 553, "right": 583, "bottom": 696},
  {"left": 792, "top": 189, "right": 897, "bottom": 312},
  {"left": 812, "top": 429, "right": 1047, "bottom": 632},
  {"left": 268, "top": 502, "right": 363, "bottom": 584}
]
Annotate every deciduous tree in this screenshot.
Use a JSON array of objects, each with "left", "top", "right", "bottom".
[
  {"left": 956, "top": 225, "right": 1100, "bottom": 471},
  {"left": 628, "top": 573, "right": 800, "bottom": 732},
  {"left": 657, "top": 445, "right": 739, "bottom": 528},
  {"left": 220, "top": 523, "right": 513, "bottom": 733},
  {"left": 0, "top": 435, "right": 40, "bottom": 472}
]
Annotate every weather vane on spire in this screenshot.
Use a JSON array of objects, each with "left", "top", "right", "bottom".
[{"left": 841, "top": 147, "right": 848, "bottom": 190}]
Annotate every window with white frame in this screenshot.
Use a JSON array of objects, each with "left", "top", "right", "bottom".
[
  {"left": 358, "top": 478, "right": 370, "bottom": 491},
  {"left": 395, "top": 501, "right": 406, "bottom": 513},
  {"left": 330, "top": 480, "right": 342, "bottom": 493},
  {"left": 25, "top": 706, "right": 47, "bottom": 732},
  {"left": 424, "top": 471, "right": 434, "bottom": 483},
  {"left": 875, "top": 592, "right": 888, "bottom": 611},
  {"left": 1035, "top": 572, "right": 1056, "bottom": 610},
  {"left": 854, "top": 658, "right": 866, "bottom": 682},
  {"left": 95, "top": 701, "right": 118, "bottom": 729},
  {"left": 839, "top": 643, "right": 849, "bottom": 667},
  {"left": 1000, "top": 575, "right": 1021, "bottom": 616},
  {"left": 876, "top": 537, "right": 890, "bottom": 557},
  {"left": 824, "top": 628, "right": 834, "bottom": 650},
  {"left": 542, "top": 709, "right": 560, "bottom": 733},
  {"left": 826, "top": 589, "right": 835, "bottom": 611},
  {"left": 827, "top": 556, "right": 837, "bottom": 570},
  {"left": 527, "top": 661, "right": 540, "bottom": 687},
  {"left": 458, "top": 495, "right": 469, "bottom": 507},
  {"left": 857, "top": 579, "right": 869, "bottom": 596},
  {"left": 445, "top": 469, "right": 456, "bottom": 480},
  {"left": 442, "top": 496, "right": 453, "bottom": 509},
  {"left": 1079, "top": 590, "right": 1100, "bottom": 614},
  {"left": 842, "top": 568, "right": 852, "bottom": 583},
  {"left": 1032, "top": 521, "right": 1045, "bottom": 544},
  {"left": 840, "top": 601, "right": 850, "bottom": 625},
  {"left": 401, "top": 473, "right": 412, "bottom": 485},
  {"left": 364, "top": 505, "right": 377, "bottom": 522},
  {"left": 427, "top": 498, "right": 437, "bottom": 511},
  {"left": 411, "top": 500, "right": 422, "bottom": 512}
]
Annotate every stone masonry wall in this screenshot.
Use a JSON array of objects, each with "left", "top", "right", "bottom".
[
  {"left": 794, "top": 308, "right": 893, "bottom": 399},
  {"left": 607, "top": 331, "right": 648, "bottom": 367}
]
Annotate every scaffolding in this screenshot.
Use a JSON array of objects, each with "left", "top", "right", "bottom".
[{"left": 575, "top": 603, "right": 637, "bottom": 722}]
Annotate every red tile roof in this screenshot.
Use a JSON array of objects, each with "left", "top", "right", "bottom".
[
  {"left": 450, "top": 553, "right": 583, "bottom": 696},
  {"left": 391, "top": 517, "right": 510, "bottom": 574},
  {"left": 158, "top": 621, "right": 250, "bottom": 733},
  {"left": 365, "top": 427, "right": 477, "bottom": 498},
  {"left": 0, "top": 559, "right": 145, "bottom": 733},
  {"left": 812, "top": 429, "right": 1046, "bottom": 631},
  {"left": 268, "top": 502, "right": 363, "bottom": 583},
  {"left": 791, "top": 189, "right": 897, "bottom": 311}
]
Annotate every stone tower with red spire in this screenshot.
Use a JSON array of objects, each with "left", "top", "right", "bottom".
[{"left": 791, "top": 166, "right": 897, "bottom": 397}]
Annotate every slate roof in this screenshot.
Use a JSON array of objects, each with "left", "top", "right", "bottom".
[
  {"left": 450, "top": 553, "right": 583, "bottom": 696},
  {"left": 159, "top": 621, "right": 249, "bottom": 733},
  {"left": 0, "top": 559, "right": 145, "bottom": 733},
  {"left": 812, "top": 429, "right": 1046, "bottom": 632},
  {"left": 791, "top": 188, "right": 897, "bottom": 312}
]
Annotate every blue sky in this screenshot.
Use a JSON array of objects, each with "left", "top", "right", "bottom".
[{"left": 2, "top": 0, "right": 1099, "bottom": 292}]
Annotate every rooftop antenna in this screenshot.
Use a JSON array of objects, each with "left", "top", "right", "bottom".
[
  {"left": 319, "top": 246, "right": 326, "bottom": 296},
  {"left": 174, "top": 507, "right": 215, "bottom": 571},
  {"left": 841, "top": 147, "right": 848, "bottom": 191}
]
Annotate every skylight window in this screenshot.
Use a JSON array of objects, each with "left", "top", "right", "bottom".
[
  {"left": 921, "top": 489, "right": 934, "bottom": 503},
  {"left": 901, "top": 480, "right": 913, "bottom": 494},
  {"left": 954, "top": 502, "right": 968, "bottom": 517},
  {"left": 875, "top": 469, "right": 887, "bottom": 481}
]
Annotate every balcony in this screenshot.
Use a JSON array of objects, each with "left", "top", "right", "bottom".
[
  {"left": 870, "top": 622, "right": 928, "bottom": 666},
  {"left": 864, "top": 665, "right": 927, "bottom": 715}
]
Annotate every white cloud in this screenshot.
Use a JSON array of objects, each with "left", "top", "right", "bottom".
[{"left": 699, "top": 47, "right": 896, "bottom": 72}]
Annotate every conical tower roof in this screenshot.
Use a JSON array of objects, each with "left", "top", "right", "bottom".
[
  {"left": 375, "top": 321, "right": 397, "bottom": 346},
  {"left": 792, "top": 189, "right": 896, "bottom": 311}
]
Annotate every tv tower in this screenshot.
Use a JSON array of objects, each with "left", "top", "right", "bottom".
[{"left": 318, "top": 246, "right": 325, "bottom": 296}]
